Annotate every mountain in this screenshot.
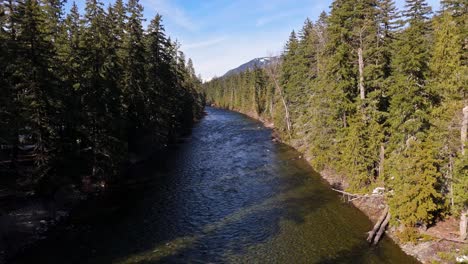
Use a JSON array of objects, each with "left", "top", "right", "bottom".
[{"left": 223, "top": 57, "right": 279, "bottom": 77}]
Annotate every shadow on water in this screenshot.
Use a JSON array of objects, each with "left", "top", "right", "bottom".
[
  {"left": 12, "top": 107, "right": 418, "bottom": 264},
  {"left": 121, "top": 192, "right": 326, "bottom": 263}
]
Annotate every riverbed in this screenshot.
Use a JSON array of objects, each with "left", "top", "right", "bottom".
[{"left": 13, "top": 107, "right": 418, "bottom": 263}]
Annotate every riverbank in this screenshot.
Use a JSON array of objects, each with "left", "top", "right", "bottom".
[{"left": 219, "top": 105, "right": 467, "bottom": 264}]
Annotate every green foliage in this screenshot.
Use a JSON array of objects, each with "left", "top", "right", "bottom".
[
  {"left": 428, "top": 8, "right": 467, "bottom": 217},
  {"left": 453, "top": 153, "right": 468, "bottom": 215},
  {"left": 395, "top": 226, "right": 433, "bottom": 243},
  {"left": 437, "top": 246, "right": 468, "bottom": 263},
  {"left": 253, "top": 66, "right": 268, "bottom": 115},
  {"left": 387, "top": 139, "right": 443, "bottom": 226},
  {"left": 430, "top": 11, "right": 466, "bottom": 101}
]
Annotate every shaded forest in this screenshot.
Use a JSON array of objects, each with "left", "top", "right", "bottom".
[
  {"left": 0, "top": 0, "right": 205, "bottom": 194},
  {"left": 204, "top": 0, "right": 467, "bottom": 239}
]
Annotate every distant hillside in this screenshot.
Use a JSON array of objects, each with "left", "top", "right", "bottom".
[{"left": 223, "top": 57, "right": 279, "bottom": 77}]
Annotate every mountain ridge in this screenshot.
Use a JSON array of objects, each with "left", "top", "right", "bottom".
[{"left": 222, "top": 56, "right": 279, "bottom": 77}]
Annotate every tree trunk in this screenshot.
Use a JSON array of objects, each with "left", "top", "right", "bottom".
[
  {"left": 278, "top": 84, "right": 292, "bottom": 134},
  {"left": 461, "top": 106, "right": 468, "bottom": 155},
  {"left": 449, "top": 155, "right": 454, "bottom": 208},
  {"left": 230, "top": 88, "right": 234, "bottom": 108},
  {"left": 461, "top": 209, "right": 467, "bottom": 240},
  {"left": 270, "top": 97, "right": 274, "bottom": 117},
  {"left": 358, "top": 47, "right": 365, "bottom": 100},
  {"left": 373, "top": 212, "right": 391, "bottom": 245},
  {"left": 378, "top": 144, "right": 385, "bottom": 178},
  {"left": 266, "top": 65, "right": 292, "bottom": 135},
  {"left": 460, "top": 106, "right": 468, "bottom": 239},
  {"left": 342, "top": 112, "right": 347, "bottom": 128},
  {"left": 367, "top": 206, "right": 389, "bottom": 242}
]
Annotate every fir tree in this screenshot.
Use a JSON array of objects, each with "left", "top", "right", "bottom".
[
  {"left": 16, "top": 0, "right": 60, "bottom": 182},
  {"left": 386, "top": 0, "right": 440, "bottom": 226},
  {"left": 124, "top": 0, "right": 147, "bottom": 149},
  {"left": 387, "top": 0, "right": 433, "bottom": 148},
  {"left": 387, "top": 139, "right": 442, "bottom": 227},
  {"left": 145, "top": 14, "right": 171, "bottom": 144}
]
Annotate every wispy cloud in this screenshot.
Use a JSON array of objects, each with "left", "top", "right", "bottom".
[
  {"left": 256, "top": 11, "right": 298, "bottom": 27},
  {"left": 184, "top": 36, "right": 229, "bottom": 50},
  {"left": 142, "top": 0, "right": 198, "bottom": 32}
]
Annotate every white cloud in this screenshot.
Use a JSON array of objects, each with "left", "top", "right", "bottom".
[
  {"left": 184, "top": 36, "right": 229, "bottom": 50},
  {"left": 142, "top": 0, "right": 198, "bottom": 32},
  {"left": 256, "top": 11, "right": 297, "bottom": 27}
]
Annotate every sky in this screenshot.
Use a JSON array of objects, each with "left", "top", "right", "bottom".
[{"left": 69, "top": 0, "right": 441, "bottom": 81}]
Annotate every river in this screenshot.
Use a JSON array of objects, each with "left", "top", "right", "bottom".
[{"left": 13, "top": 107, "right": 418, "bottom": 263}]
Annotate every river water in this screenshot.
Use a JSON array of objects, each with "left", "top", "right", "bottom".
[{"left": 14, "top": 107, "right": 418, "bottom": 263}]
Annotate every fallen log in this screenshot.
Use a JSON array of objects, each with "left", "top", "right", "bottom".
[
  {"left": 373, "top": 212, "right": 391, "bottom": 245},
  {"left": 419, "top": 231, "right": 468, "bottom": 244},
  {"left": 331, "top": 188, "right": 364, "bottom": 197},
  {"left": 331, "top": 188, "right": 383, "bottom": 202},
  {"left": 367, "top": 206, "right": 389, "bottom": 243},
  {"left": 436, "top": 237, "right": 468, "bottom": 244}
]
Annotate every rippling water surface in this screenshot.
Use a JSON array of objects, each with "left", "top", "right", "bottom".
[{"left": 14, "top": 107, "right": 418, "bottom": 264}]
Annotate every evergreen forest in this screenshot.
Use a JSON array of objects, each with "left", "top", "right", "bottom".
[{"left": 0, "top": 0, "right": 205, "bottom": 194}]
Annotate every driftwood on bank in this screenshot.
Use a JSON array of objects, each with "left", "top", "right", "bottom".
[
  {"left": 436, "top": 237, "right": 468, "bottom": 244},
  {"left": 419, "top": 231, "right": 468, "bottom": 244},
  {"left": 373, "top": 211, "right": 391, "bottom": 245},
  {"left": 367, "top": 206, "right": 389, "bottom": 242},
  {"left": 331, "top": 188, "right": 383, "bottom": 202},
  {"left": 331, "top": 188, "right": 389, "bottom": 244}
]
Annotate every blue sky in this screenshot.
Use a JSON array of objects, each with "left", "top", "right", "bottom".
[{"left": 69, "top": 0, "right": 441, "bottom": 80}]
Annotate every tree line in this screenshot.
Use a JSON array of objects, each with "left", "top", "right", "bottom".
[
  {"left": 204, "top": 0, "right": 467, "bottom": 239},
  {"left": 0, "top": 0, "right": 205, "bottom": 194}
]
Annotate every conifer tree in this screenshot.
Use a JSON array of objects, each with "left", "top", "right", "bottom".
[
  {"left": 386, "top": 0, "right": 441, "bottom": 227},
  {"left": 146, "top": 14, "right": 171, "bottom": 144},
  {"left": 279, "top": 31, "right": 299, "bottom": 134},
  {"left": 253, "top": 66, "right": 267, "bottom": 115},
  {"left": 16, "top": 0, "right": 60, "bottom": 182},
  {"left": 387, "top": 0, "right": 433, "bottom": 147},
  {"left": 124, "top": 0, "right": 148, "bottom": 148},
  {"left": 81, "top": 0, "right": 123, "bottom": 179},
  {"left": 388, "top": 139, "right": 442, "bottom": 226},
  {"left": 58, "top": 2, "right": 84, "bottom": 172},
  {"left": 1, "top": 0, "right": 23, "bottom": 171}
]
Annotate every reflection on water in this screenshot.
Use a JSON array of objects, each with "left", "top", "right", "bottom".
[{"left": 13, "top": 107, "right": 418, "bottom": 264}]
